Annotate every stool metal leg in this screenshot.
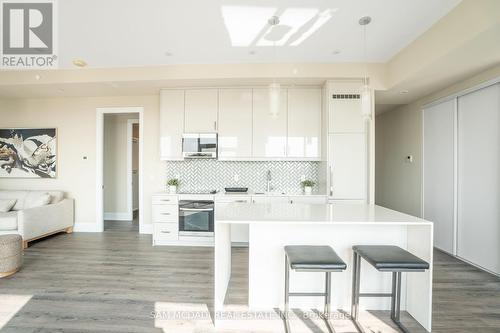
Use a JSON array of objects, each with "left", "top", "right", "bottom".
[
  {"left": 323, "top": 272, "right": 335, "bottom": 333},
  {"left": 391, "top": 272, "right": 397, "bottom": 320},
  {"left": 324, "top": 272, "right": 331, "bottom": 317},
  {"left": 351, "top": 252, "right": 361, "bottom": 320},
  {"left": 283, "top": 254, "right": 291, "bottom": 333},
  {"left": 351, "top": 252, "right": 364, "bottom": 333}
]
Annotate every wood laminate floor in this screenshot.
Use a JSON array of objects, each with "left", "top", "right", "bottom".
[{"left": 0, "top": 221, "right": 499, "bottom": 332}]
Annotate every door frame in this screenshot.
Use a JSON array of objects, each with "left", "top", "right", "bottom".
[
  {"left": 96, "top": 107, "right": 145, "bottom": 233},
  {"left": 127, "top": 119, "right": 140, "bottom": 220}
]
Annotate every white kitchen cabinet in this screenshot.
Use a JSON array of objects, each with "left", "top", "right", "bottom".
[
  {"left": 252, "top": 88, "right": 287, "bottom": 158},
  {"left": 329, "top": 133, "right": 366, "bottom": 200},
  {"left": 216, "top": 196, "right": 251, "bottom": 243},
  {"left": 287, "top": 88, "right": 322, "bottom": 159},
  {"left": 329, "top": 97, "right": 364, "bottom": 133},
  {"left": 152, "top": 194, "right": 179, "bottom": 245},
  {"left": 184, "top": 89, "right": 218, "bottom": 133},
  {"left": 218, "top": 89, "right": 253, "bottom": 159},
  {"left": 159, "top": 90, "right": 184, "bottom": 160}
]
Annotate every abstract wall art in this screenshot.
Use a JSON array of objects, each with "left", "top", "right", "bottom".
[{"left": 0, "top": 128, "right": 57, "bottom": 178}]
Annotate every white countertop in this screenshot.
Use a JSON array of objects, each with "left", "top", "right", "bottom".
[{"left": 216, "top": 202, "right": 433, "bottom": 225}]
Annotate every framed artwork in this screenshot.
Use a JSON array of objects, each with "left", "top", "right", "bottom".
[{"left": 0, "top": 128, "right": 57, "bottom": 178}]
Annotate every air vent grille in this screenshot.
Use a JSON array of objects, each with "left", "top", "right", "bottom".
[{"left": 332, "top": 94, "right": 360, "bottom": 99}]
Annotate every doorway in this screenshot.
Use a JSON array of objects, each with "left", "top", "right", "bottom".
[{"left": 96, "top": 107, "right": 144, "bottom": 233}]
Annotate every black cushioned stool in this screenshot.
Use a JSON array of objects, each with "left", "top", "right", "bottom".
[
  {"left": 351, "top": 245, "right": 430, "bottom": 333},
  {"left": 283, "top": 245, "right": 347, "bottom": 333}
]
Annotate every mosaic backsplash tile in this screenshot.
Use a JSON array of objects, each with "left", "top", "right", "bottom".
[{"left": 165, "top": 160, "right": 320, "bottom": 194}]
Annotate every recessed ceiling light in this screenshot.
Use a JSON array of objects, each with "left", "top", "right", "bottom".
[
  {"left": 249, "top": 50, "right": 256, "bottom": 55},
  {"left": 332, "top": 50, "right": 341, "bottom": 55},
  {"left": 72, "top": 59, "right": 87, "bottom": 67},
  {"left": 35, "top": 74, "right": 41, "bottom": 80},
  {"left": 399, "top": 90, "right": 409, "bottom": 94},
  {"left": 164, "top": 51, "right": 173, "bottom": 57}
]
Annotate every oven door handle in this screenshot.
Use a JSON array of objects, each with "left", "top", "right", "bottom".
[{"left": 179, "top": 208, "right": 213, "bottom": 212}]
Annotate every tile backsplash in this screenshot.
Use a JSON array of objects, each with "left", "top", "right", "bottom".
[{"left": 165, "top": 160, "right": 320, "bottom": 194}]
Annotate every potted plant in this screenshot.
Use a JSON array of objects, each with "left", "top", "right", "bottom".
[
  {"left": 300, "top": 180, "right": 315, "bottom": 195},
  {"left": 167, "top": 178, "right": 180, "bottom": 194}
]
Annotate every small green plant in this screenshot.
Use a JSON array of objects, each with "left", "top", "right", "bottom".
[
  {"left": 167, "top": 178, "right": 180, "bottom": 186},
  {"left": 300, "top": 180, "right": 315, "bottom": 188}
]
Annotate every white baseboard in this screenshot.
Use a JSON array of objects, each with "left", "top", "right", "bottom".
[
  {"left": 140, "top": 224, "right": 153, "bottom": 234},
  {"left": 104, "top": 212, "right": 132, "bottom": 221},
  {"left": 74, "top": 222, "right": 102, "bottom": 232}
]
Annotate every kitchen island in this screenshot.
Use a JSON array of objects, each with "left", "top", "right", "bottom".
[{"left": 215, "top": 202, "right": 433, "bottom": 332}]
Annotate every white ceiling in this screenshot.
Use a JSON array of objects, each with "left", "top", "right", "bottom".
[{"left": 58, "top": 0, "right": 461, "bottom": 68}]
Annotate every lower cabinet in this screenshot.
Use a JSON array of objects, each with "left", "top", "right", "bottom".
[{"left": 152, "top": 194, "right": 179, "bottom": 245}]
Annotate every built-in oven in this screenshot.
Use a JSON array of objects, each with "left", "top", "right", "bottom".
[
  {"left": 178, "top": 200, "right": 214, "bottom": 237},
  {"left": 182, "top": 133, "right": 217, "bottom": 159}
]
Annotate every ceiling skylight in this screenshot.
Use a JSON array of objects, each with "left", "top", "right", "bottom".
[
  {"left": 221, "top": 6, "right": 337, "bottom": 47},
  {"left": 221, "top": 6, "right": 277, "bottom": 47}
]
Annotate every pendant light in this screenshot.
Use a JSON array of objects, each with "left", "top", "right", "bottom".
[
  {"left": 268, "top": 15, "right": 280, "bottom": 117},
  {"left": 359, "top": 16, "right": 372, "bottom": 120}
]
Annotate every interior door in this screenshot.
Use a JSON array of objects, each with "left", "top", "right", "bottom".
[
  {"left": 457, "top": 83, "right": 500, "bottom": 274},
  {"left": 423, "top": 99, "right": 455, "bottom": 254}
]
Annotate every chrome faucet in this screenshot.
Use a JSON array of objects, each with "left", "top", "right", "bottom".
[{"left": 266, "top": 170, "right": 272, "bottom": 192}]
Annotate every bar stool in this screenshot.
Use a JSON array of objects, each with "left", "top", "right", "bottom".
[
  {"left": 283, "top": 245, "right": 347, "bottom": 333},
  {"left": 350, "top": 245, "right": 429, "bottom": 333}
]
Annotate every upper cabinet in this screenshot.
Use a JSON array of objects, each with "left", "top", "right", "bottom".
[
  {"left": 184, "top": 89, "right": 218, "bottom": 133},
  {"left": 160, "top": 87, "right": 323, "bottom": 161},
  {"left": 252, "top": 88, "right": 287, "bottom": 158},
  {"left": 160, "top": 90, "right": 184, "bottom": 160},
  {"left": 287, "top": 88, "right": 321, "bottom": 160},
  {"left": 218, "top": 89, "right": 253, "bottom": 159}
]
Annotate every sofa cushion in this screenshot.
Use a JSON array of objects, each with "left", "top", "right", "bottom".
[
  {"left": 24, "top": 192, "right": 52, "bottom": 209},
  {"left": 0, "top": 191, "right": 29, "bottom": 211},
  {"left": 0, "top": 211, "right": 18, "bottom": 231},
  {"left": 0, "top": 199, "right": 17, "bottom": 213}
]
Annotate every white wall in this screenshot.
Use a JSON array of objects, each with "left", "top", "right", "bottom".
[
  {"left": 104, "top": 113, "right": 138, "bottom": 217},
  {"left": 376, "top": 64, "right": 500, "bottom": 216},
  {"left": 0, "top": 95, "right": 164, "bottom": 231}
]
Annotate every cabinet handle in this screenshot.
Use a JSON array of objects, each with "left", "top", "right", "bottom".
[
  {"left": 290, "top": 200, "right": 293, "bottom": 204},
  {"left": 235, "top": 200, "right": 247, "bottom": 203},
  {"left": 160, "top": 213, "right": 170, "bottom": 215},
  {"left": 161, "top": 231, "right": 171, "bottom": 234},
  {"left": 160, "top": 199, "right": 170, "bottom": 202},
  {"left": 214, "top": 121, "right": 217, "bottom": 130}
]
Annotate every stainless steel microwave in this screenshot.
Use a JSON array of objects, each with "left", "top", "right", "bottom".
[{"left": 182, "top": 133, "right": 217, "bottom": 159}]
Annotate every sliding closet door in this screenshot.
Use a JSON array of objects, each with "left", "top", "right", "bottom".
[
  {"left": 457, "top": 83, "right": 500, "bottom": 274},
  {"left": 423, "top": 99, "right": 455, "bottom": 254}
]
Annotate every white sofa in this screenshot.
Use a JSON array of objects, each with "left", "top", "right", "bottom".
[{"left": 0, "top": 190, "right": 74, "bottom": 248}]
